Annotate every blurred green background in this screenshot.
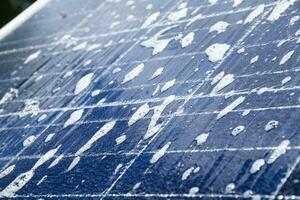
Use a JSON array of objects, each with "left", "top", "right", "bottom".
[{"left": 0, "top": 0, "right": 36, "bottom": 28}]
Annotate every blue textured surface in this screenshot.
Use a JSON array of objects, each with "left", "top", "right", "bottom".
[{"left": 0, "top": 0, "right": 299, "bottom": 199}]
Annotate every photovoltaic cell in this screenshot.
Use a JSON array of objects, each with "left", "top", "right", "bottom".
[{"left": 0, "top": 0, "right": 299, "bottom": 199}]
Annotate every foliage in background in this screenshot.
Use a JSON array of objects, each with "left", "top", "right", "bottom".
[{"left": 0, "top": 0, "right": 36, "bottom": 28}]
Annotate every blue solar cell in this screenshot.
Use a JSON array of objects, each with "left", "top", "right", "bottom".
[{"left": 0, "top": 0, "right": 299, "bottom": 199}]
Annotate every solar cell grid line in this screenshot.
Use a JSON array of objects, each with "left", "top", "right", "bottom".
[
  {"left": 0, "top": 0, "right": 190, "bottom": 197},
  {"left": 101, "top": 4, "right": 278, "bottom": 200},
  {"left": 2, "top": 143, "right": 300, "bottom": 163},
  {"left": 0, "top": 35, "right": 296, "bottom": 77},
  {"left": 1, "top": 32, "right": 296, "bottom": 92},
  {"left": 0, "top": 35, "right": 298, "bottom": 89},
  {"left": 0, "top": 0, "right": 292, "bottom": 49},
  {"left": 1, "top": 99, "right": 300, "bottom": 134},
  {"left": 0, "top": 1, "right": 276, "bottom": 58},
  {"left": 0, "top": 0, "right": 299, "bottom": 199},
  {"left": 9, "top": 0, "right": 189, "bottom": 127},
  {"left": 1, "top": 79, "right": 300, "bottom": 122},
  {"left": 0, "top": 67, "right": 299, "bottom": 130},
  {"left": 2, "top": 69, "right": 297, "bottom": 109},
  {"left": 1, "top": 38, "right": 297, "bottom": 105},
  {"left": 0, "top": 0, "right": 108, "bottom": 177},
  {"left": 0, "top": 85, "right": 298, "bottom": 126}
]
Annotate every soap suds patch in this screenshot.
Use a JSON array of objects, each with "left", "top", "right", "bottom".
[
  {"left": 74, "top": 73, "right": 94, "bottom": 95},
  {"left": 250, "top": 159, "right": 265, "bottom": 174},
  {"left": 63, "top": 109, "right": 84, "bottom": 128},
  {"left": 243, "top": 4, "right": 264, "bottom": 24},
  {"left": 267, "top": 140, "right": 290, "bottom": 164},
  {"left": 24, "top": 50, "right": 41, "bottom": 64},
  {"left": 205, "top": 43, "right": 230, "bottom": 62},
  {"left": 217, "top": 96, "right": 245, "bottom": 119},
  {"left": 150, "top": 142, "right": 171, "bottom": 163},
  {"left": 209, "top": 21, "right": 229, "bottom": 34},
  {"left": 195, "top": 133, "right": 209, "bottom": 145},
  {"left": 180, "top": 32, "right": 194, "bottom": 48},
  {"left": 128, "top": 104, "right": 150, "bottom": 126},
  {"left": 23, "top": 135, "right": 36, "bottom": 147},
  {"left": 122, "top": 64, "right": 144, "bottom": 84}
]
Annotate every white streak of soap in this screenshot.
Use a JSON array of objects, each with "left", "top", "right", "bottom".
[
  {"left": 150, "top": 142, "right": 171, "bottom": 164},
  {"left": 195, "top": 133, "right": 209, "bottom": 145},
  {"left": 113, "top": 163, "right": 123, "bottom": 175},
  {"left": 87, "top": 44, "right": 101, "bottom": 51},
  {"left": 75, "top": 121, "right": 116, "bottom": 156},
  {"left": 141, "top": 37, "right": 172, "bottom": 55},
  {"left": 167, "top": 8, "right": 187, "bottom": 21},
  {"left": 142, "top": 12, "right": 160, "bottom": 28},
  {"left": 281, "top": 76, "right": 291, "bottom": 85},
  {"left": 23, "top": 135, "right": 36, "bottom": 147},
  {"left": 181, "top": 32, "right": 194, "bottom": 48},
  {"left": 208, "top": 0, "right": 218, "bottom": 4},
  {"left": 83, "top": 59, "right": 92, "bottom": 66},
  {"left": 37, "top": 175, "right": 47, "bottom": 186},
  {"left": 211, "top": 71, "right": 225, "bottom": 85},
  {"left": 250, "top": 159, "right": 265, "bottom": 174},
  {"left": 257, "top": 87, "right": 268, "bottom": 95},
  {"left": 128, "top": 103, "right": 150, "bottom": 126},
  {"left": 189, "top": 187, "right": 199, "bottom": 195},
  {"left": 0, "top": 165, "right": 15, "bottom": 179},
  {"left": 63, "top": 109, "right": 84, "bottom": 128},
  {"left": 182, "top": 167, "right": 195, "bottom": 181},
  {"left": 144, "top": 95, "right": 175, "bottom": 139},
  {"left": 74, "top": 73, "right": 94, "bottom": 95},
  {"left": 72, "top": 42, "right": 87, "bottom": 51},
  {"left": 91, "top": 89, "right": 101, "bottom": 97},
  {"left": 48, "top": 154, "right": 64, "bottom": 169},
  {"left": 115, "top": 135, "right": 127, "bottom": 145},
  {"left": 233, "top": 0, "right": 243, "bottom": 7},
  {"left": 205, "top": 43, "right": 230, "bottom": 62},
  {"left": 279, "top": 50, "right": 294, "bottom": 65},
  {"left": 231, "top": 125, "right": 245, "bottom": 136},
  {"left": 290, "top": 15, "right": 299, "bottom": 25},
  {"left": 66, "top": 156, "right": 80, "bottom": 172},
  {"left": 133, "top": 182, "right": 141, "bottom": 190},
  {"left": 242, "top": 109, "right": 250, "bottom": 116},
  {"left": 19, "top": 99, "right": 39, "bottom": 117},
  {"left": 209, "top": 21, "right": 229, "bottom": 34},
  {"left": 140, "top": 26, "right": 176, "bottom": 55},
  {"left": 152, "top": 85, "right": 160, "bottom": 96},
  {"left": 112, "top": 67, "right": 121, "bottom": 74},
  {"left": 211, "top": 74, "right": 234, "bottom": 94},
  {"left": 267, "top": 140, "right": 290, "bottom": 164},
  {"left": 0, "top": 146, "right": 60, "bottom": 197},
  {"left": 151, "top": 67, "right": 164, "bottom": 79},
  {"left": 217, "top": 96, "right": 245, "bottom": 119},
  {"left": 24, "top": 50, "right": 41, "bottom": 64},
  {"left": 250, "top": 55, "right": 259, "bottom": 64},
  {"left": 265, "top": 120, "right": 279, "bottom": 132},
  {"left": 243, "top": 4, "right": 264, "bottom": 24},
  {"left": 63, "top": 71, "right": 73, "bottom": 78},
  {"left": 45, "top": 133, "right": 55, "bottom": 143},
  {"left": 225, "top": 183, "right": 235, "bottom": 193},
  {"left": 267, "top": 0, "right": 296, "bottom": 22},
  {"left": 122, "top": 64, "right": 144, "bottom": 84},
  {"left": 0, "top": 88, "right": 18, "bottom": 105},
  {"left": 161, "top": 79, "right": 176, "bottom": 93},
  {"left": 38, "top": 114, "right": 47, "bottom": 122},
  {"left": 237, "top": 47, "right": 245, "bottom": 54}
]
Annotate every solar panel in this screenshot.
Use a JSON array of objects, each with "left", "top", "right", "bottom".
[{"left": 0, "top": 0, "right": 299, "bottom": 198}]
